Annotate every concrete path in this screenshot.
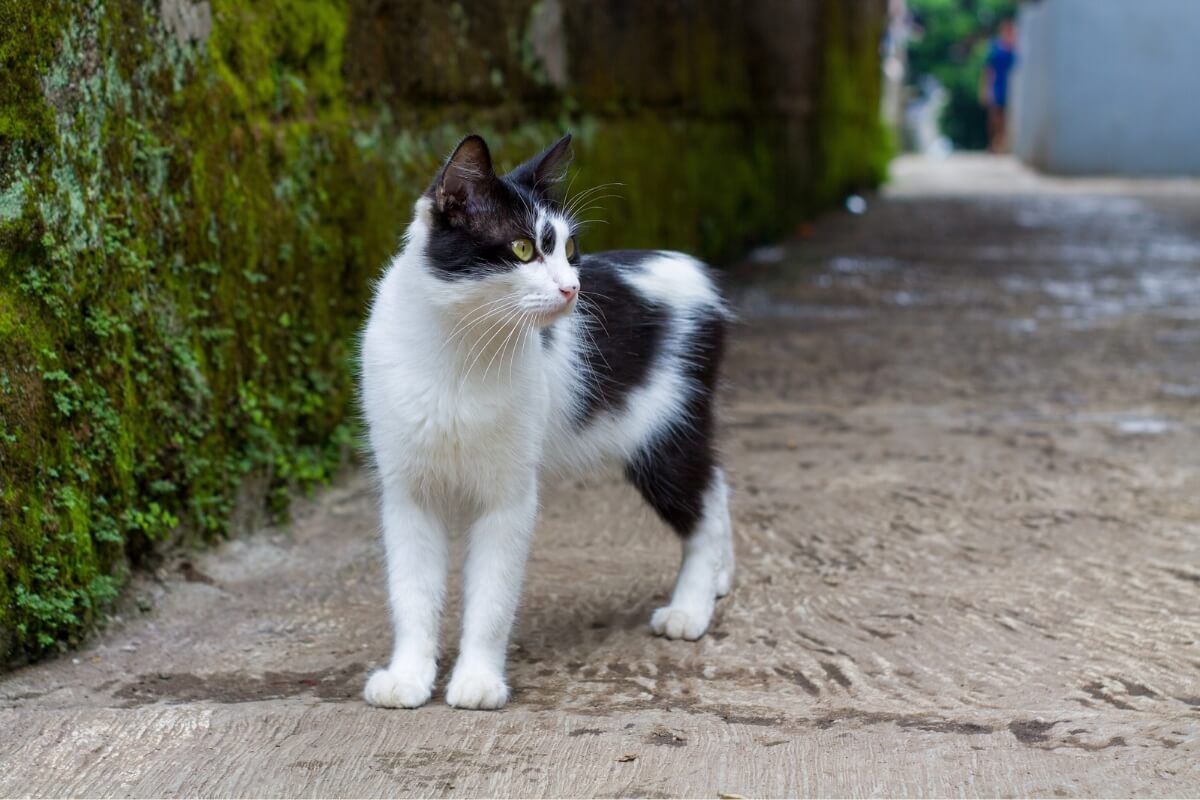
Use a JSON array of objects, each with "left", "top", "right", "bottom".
[{"left": 3, "top": 155, "right": 1199, "bottom": 797}]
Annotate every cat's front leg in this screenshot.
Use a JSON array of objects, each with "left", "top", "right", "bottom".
[
  {"left": 363, "top": 486, "right": 448, "bottom": 709},
  {"left": 445, "top": 477, "right": 538, "bottom": 709}
]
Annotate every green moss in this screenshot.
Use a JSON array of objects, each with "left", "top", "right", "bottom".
[
  {"left": 0, "top": 0, "right": 68, "bottom": 143},
  {"left": 811, "top": 1, "right": 893, "bottom": 206},
  {"left": 1, "top": 0, "right": 889, "bottom": 664},
  {"left": 563, "top": 117, "right": 791, "bottom": 263},
  {"left": 206, "top": 0, "right": 349, "bottom": 114},
  {"left": 0, "top": 0, "right": 374, "bottom": 661}
]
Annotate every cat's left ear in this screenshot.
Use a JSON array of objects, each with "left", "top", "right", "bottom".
[{"left": 508, "top": 133, "right": 573, "bottom": 195}]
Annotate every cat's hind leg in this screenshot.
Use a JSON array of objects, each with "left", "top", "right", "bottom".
[
  {"left": 713, "top": 470, "right": 736, "bottom": 598},
  {"left": 627, "top": 449, "right": 733, "bottom": 641}
]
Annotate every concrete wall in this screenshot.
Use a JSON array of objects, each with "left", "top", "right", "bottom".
[{"left": 1013, "top": 0, "right": 1200, "bottom": 176}]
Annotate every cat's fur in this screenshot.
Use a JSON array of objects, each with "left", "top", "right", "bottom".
[{"left": 360, "top": 134, "right": 733, "bottom": 709}]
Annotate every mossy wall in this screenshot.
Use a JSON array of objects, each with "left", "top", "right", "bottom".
[{"left": 0, "top": 0, "right": 889, "bottom": 664}]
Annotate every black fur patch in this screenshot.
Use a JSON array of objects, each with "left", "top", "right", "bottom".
[
  {"left": 424, "top": 223, "right": 518, "bottom": 279},
  {"left": 572, "top": 250, "right": 727, "bottom": 538},
  {"left": 573, "top": 252, "right": 668, "bottom": 424},
  {"left": 625, "top": 313, "right": 725, "bottom": 537},
  {"left": 422, "top": 134, "right": 573, "bottom": 281},
  {"left": 539, "top": 224, "right": 556, "bottom": 257}
]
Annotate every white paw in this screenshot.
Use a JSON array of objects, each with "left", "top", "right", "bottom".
[
  {"left": 650, "top": 604, "right": 712, "bottom": 640},
  {"left": 445, "top": 668, "right": 510, "bottom": 710},
  {"left": 717, "top": 533, "right": 736, "bottom": 597},
  {"left": 715, "top": 567, "right": 734, "bottom": 597},
  {"left": 363, "top": 665, "right": 435, "bottom": 708}
]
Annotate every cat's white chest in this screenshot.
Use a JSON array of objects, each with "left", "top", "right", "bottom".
[
  {"left": 366, "top": 341, "right": 548, "bottom": 501},
  {"left": 409, "top": 380, "right": 532, "bottom": 461}
]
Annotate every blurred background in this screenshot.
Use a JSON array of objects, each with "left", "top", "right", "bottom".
[
  {"left": 2, "top": 0, "right": 1199, "bottom": 666},
  {"left": 898, "top": 0, "right": 1200, "bottom": 173}
]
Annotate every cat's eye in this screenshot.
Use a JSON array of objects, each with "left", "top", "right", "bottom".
[
  {"left": 511, "top": 238, "right": 535, "bottom": 262},
  {"left": 565, "top": 238, "right": 576, "bottom": 259}
]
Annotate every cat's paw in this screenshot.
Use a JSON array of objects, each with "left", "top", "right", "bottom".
[
  {"left": 650, "top": 604, "right": 712, "bottom": 640},
  {"left": 445, "top": 667, "right": 509, "bottom": 710},
  {"left": 363, "top": 665, "right": 435, "bottom": 708},
  {"left": 715, "top": 567, "right": 734, "bottom": 597}
]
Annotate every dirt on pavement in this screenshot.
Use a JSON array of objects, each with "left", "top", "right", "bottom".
[{"left": 2, "top": 155, "right": 1198, "bottom": 797}]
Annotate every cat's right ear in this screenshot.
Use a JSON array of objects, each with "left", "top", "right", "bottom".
[
  {"left": 507, "top": 133, "right": 573, "bottom": 195},
  {"left": 434, "top": 135, "right": 496, "bottom": 223}
]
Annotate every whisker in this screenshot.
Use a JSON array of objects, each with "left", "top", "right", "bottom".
[
  {"left": 561, "top": 170, "right": 581, "bottom": 210},
  {"left": 507, "top": 311, "right": 533, "bottom": 385},
  {"left": 466, "top": 308, "right": 522, "bottom": 377},
  {"left": 484, "top": 310, "right": 524, "bottom": 381},
  {"left": 577, "top": 298, "right": 611, "bottom": 335},
  {"left": 575, "top": 300, "right": 607, "bottom": 332},
  {"left": 564, "top": 181, "right": 625, "bottom": 208},
  {"left": 445, "top": 294, "right": 521, "bottom": 339},
  {"left": 461, "top": 308, "right": 520, "bottom": 375},
  {"left": 439, "top": 298, "right": 524, "bottom": 355},
  {"left": 563, "top": 183, "right": 625, "bottom": 219}
]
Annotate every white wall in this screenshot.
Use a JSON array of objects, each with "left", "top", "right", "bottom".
[{"left": 1013, "top": 0, "right": 1200, "bottom": 176}]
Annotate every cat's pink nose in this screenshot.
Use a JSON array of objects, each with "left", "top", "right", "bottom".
[{"left": 559, "top": 285, "right": 578, "bottom": 301}]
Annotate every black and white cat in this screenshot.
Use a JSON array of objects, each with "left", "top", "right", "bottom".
[{"left": 359, "top": 134, "right": 733, "bottom": 709}]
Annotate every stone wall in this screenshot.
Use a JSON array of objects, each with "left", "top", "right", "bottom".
[{"left": 0, "top": 0, "right": 889, "bottom": 663}]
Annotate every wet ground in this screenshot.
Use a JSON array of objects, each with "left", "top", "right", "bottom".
[{"left": 2, "top": 155, "right": 1198, "bottom": 797}]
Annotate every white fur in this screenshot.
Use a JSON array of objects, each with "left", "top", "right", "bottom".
[
  {"left": 360, "top": 199, "right": 732, "bottom": 709},
  {"left": 650, "top": 469, "right": 733, "bottom": 640}
]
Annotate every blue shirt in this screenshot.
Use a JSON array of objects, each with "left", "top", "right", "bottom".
[{"left": 987, "top": 41, "right": 1016, "bottom": 108}]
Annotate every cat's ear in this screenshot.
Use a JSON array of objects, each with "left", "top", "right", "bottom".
[
  {"left": 508, "top": 133, "right": 573, "bottom": 195},
  {"left": 435, "top": 135, "right": 497, "bottom": 221}
]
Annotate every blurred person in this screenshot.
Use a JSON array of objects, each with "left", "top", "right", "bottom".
[{"left": 980, "top": 17, "right": 1017, "bottom": 153}]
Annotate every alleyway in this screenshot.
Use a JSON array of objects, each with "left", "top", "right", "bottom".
[{"left": 2, "top": 155, "right": 1198, "bottom": 797}]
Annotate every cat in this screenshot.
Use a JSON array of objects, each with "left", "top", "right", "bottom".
[{"left": 359, "top": 133, "right": 733, "bottom": 709}]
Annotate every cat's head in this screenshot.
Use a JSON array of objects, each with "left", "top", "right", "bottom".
[{"left": 416, "top": 134, "right": 580, "bottom": 327}]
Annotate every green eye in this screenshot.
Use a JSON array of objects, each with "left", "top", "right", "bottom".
[
  {"left": 511, "top": 238, "right": 534, "bottom": 262},
  {"left": 565, "top": 237, "right": 576, "bottom": 259}
]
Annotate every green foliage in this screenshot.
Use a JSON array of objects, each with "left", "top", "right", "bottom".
[
  {"left": 0, "top": 0, "right": 68, "bottom": 143},
  {"left": 907, "top": 0, "right": 1019, "bottom": 150},
  {"left": 813, "top": 1, "right": 893, "bottom": 203},
  {"left": 0, "top": 0, "right": 889, "bottom": 664},
  {"left": 0, "top": 0, "right": 397, "bottom": 661}
]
